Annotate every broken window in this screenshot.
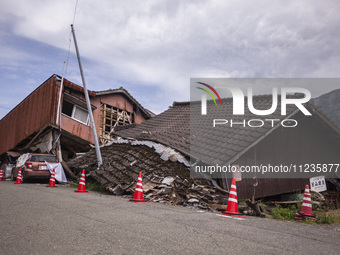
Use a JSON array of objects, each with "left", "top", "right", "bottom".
[
  {"left": 62, "top": 99, "right": 89, "bottom": 125},
  {"left": 99, "top": 103, "right": 134, "bottom": 144}
]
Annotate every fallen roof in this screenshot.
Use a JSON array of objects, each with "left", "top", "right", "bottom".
[
  {"left": 114, "top": 95, "right": 317, "bottom": 166},
  {"left": 67, "top": 141, "right": 228, "bottom": 207}
]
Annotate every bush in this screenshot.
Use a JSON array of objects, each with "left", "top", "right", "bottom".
[
  {"left": 271, "top": 206, "right": 296, "bottom": 221},
  {"left": 271, "top": 204, "right": 340, "bottom": 224},
  {"left": 72, "top": 179, "right": 110, "bottom": 194},
  {"left": 306, "top": 212, "right": 335, "bottom": 224}
]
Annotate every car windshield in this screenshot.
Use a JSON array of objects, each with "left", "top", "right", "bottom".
[{"left": 30, "top": 155, "right": 58, "bottom": 163}]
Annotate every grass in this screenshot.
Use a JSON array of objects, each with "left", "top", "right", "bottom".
[
  {"left": 305, "top": 211, "right": 340, "bottom": 225},
  {"left": 271, "top": 205, "right": 296, "bottom": 221},
  {"left": 270, "top": 204, "right": 340, "bottom": 224},
  {"left": 71, "top": 179, "right": 111, "bottom": 194}
]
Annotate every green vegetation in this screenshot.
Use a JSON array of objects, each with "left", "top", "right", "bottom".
[
  {"left": 85, "top": 180, "right": 111, "bottom": 194},
  {"left": 271, "top": 205, "right": 296, "bottom": 221},
  {"left": 71, "top": 179, "right": 111, "bottom": 194},
  {"left": 270, "top": 204, "right": 340, "bottom": 224},
  {"left": 305, "top": 212, "right": 340, "bottom": 225}
]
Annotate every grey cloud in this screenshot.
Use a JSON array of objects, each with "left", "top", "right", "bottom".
[{"left": 1, "top": 0, "right": 340, "bottom": 116}]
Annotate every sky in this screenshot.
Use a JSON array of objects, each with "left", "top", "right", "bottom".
[{"left": 1, "top": 0, "right": 340, "bottom": 119}]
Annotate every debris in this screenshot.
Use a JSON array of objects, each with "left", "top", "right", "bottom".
[{"left": 67, "top": 142, "right": 228, "bottom": 210}]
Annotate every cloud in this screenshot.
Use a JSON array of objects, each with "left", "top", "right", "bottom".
[{"left": 1, "top": 0, "right": 340, "bottom": 118}]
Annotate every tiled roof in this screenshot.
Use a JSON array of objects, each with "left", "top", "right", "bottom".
[
  {"left": 114, "top": 95, "right": 306, "bottom": 166},
  {"left": 67, "top": 143, "right": 195, "bottom": 189},
  {"left": 114, "top": 101, "right": 191, "bottom": 155}
]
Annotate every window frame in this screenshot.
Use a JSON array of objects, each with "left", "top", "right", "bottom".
[{"left": 62, "top": 100, "right": 90, "bottom": 126}]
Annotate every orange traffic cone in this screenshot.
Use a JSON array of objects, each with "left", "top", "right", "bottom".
[
  {"left": 74, "top": 169, "right": 88, "bottom": 193},
  {"left": 219, "top": 178, "right": 245, "bottom": 217},
  {"left": 295, "top": 185, "right": 316, "bottom": 220},
  {"left": 0, "top": 167, "right": 4, "bottom": 181},
  {"left": 14, "top": 168, "right": 23, "bottom": 184},
  {"left": 46, "top": 169, "right": 58, "bottom": 188},
  {"left": 128, "top": 172, "right": 148, "bottom": 203}
]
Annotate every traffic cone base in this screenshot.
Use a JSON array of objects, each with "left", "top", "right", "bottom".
[
  {"left": 295, "top": 211, "right": 316, "bottom": 221},
  {"left": 128, "top": 199, "right": 148, "bottom": 203},
  {"left": 74, "top": 169, "right": 89, "bottom": 193},
  {"left": 128, "top": 172, "right": 148, "bottom": 203},
  {"left": 219, "top": 211, "right": 246, "bottom": 217}
]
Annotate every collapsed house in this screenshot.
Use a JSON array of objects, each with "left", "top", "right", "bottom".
[
  {"left": 0, "top": 74, "right": 152, "bottom": 176},
  {"left": 67, "top": 141, "right": 228, "bottom": 208},
  {"left": 68, "top": 95, "right": 340, "bottom": 205}
]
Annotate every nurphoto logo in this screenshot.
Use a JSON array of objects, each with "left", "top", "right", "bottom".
[{"left": 197, "top": 82, "right": 312, "bottom": 128}]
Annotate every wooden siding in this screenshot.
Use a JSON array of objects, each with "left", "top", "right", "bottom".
[
  {"left": 60, "top": 114, "right": 94, "bottom": 144},
  {"left": 0, "top": 76, "right": 58, "bottom": 155}
]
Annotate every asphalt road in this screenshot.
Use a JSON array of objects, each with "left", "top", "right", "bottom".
[{"left": 1, "top": 181, "right": 339, "bottom": 255}]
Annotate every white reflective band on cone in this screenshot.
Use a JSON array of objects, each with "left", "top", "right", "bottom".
[
  {"left": 231, "top": 185, "right": 236, "bottom": 189},
  {"left": 79, "top": 181, "right": 85, "bottom": 185},
  {"left": 302, "top": 203, "right": 312, "bottom": 208},
  {"left": 230, "top": 191, "right": 237, "bottom": 196},
  {"left": 135, "top": 188, "right": 143, "bottom": 192},
  {"left": 303, "top": 197, "right": 311, "bottom": 201},
  {"left": 138, "top": 177, "right": 142, "bottom": 181},
  {"left": 228, "top": 198, "right": 238, "bottom": 203}
]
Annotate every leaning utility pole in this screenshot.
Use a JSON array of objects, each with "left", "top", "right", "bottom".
[{"left": 70, "top": 24, "right": 103, "bottom": 167}]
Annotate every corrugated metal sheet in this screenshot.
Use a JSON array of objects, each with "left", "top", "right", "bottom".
[
  {"left": 0, "top": 75, "right": 59, "bottom": 155},
  {"left": 60, "top": 115, "right": 94, "bottom": 144}
]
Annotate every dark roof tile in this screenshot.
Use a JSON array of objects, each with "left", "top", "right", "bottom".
[{"left": 114, "top": 95, "right": 309, "bottom": 165}]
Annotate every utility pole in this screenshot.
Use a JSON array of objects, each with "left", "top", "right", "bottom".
[{"left": 70, "top": 24, "right": 103, "bottom": 167}]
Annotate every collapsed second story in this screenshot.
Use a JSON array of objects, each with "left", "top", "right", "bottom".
[{"left": 0, "top": 74, "right": 152, "bottom": 158}]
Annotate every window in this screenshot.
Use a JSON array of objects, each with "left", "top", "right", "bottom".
[
  {"left": 62, "top": 99, "right": 89, "bottom": 125},
  {"left": 30, "top": 155, "right": 58, "bottom": 163},
  {"left": 73, "top": 106, "right": 89, "bottom": 124}
]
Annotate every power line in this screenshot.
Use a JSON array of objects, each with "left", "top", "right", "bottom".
[{"left": 65, "top": 0, "right": 79, "bottom": 77}]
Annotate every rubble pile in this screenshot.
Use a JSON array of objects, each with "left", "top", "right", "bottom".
[{"left": 67, "top": 141, "right": 228, "bottom": 210}]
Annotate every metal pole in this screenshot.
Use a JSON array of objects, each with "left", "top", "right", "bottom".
[
  {"left": 56, "top": 61, "right": 66, "bottom": 126},
  {"left": 70, "top": 24, "right": 103, "bottom": 167}
]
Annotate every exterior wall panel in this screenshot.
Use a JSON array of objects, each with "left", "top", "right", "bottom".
[
  {"left": 60, "top": 115, "right": 94, "bottom": 144},
  {"left": 0, "top": 76, "right": 58, "bottom": 155}
]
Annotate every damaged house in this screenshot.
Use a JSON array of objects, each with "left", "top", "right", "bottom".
[
  {"left": 68, "top": 94, "right": 340, "bottom": 203},
  {"left": 0, "top": 74, "right": 152, "bottom": 174}
]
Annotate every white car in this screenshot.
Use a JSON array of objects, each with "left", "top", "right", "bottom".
[{"left": 0, "top": 152, "right": 19, "bottom": 179}]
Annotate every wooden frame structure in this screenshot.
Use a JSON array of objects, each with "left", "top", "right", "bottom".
[{"left": 99, "top": 103, "right": 134, "bottom": 144}]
